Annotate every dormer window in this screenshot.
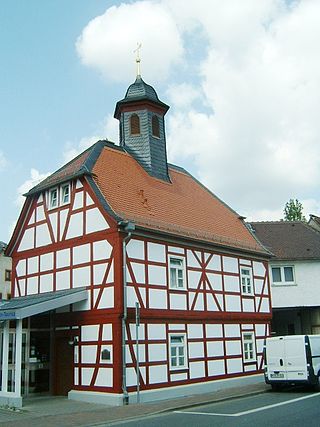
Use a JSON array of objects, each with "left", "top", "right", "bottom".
[
  {"left": 152, "top": 115, "right": 160, "bottom": 138},
  {"left": 61, "top": 183, "right": 70, "bottom": 205},
  {"left": 130, "top": 114, "right": 140, "bottom": 135},
  {"left": 49, "top": 188, "right": 58, "bottom": 209},
  {"left": 48, "top": 182, "right": 71, "bottom": 210}
]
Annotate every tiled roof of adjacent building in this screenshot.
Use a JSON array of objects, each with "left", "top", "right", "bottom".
[{"left": 250, "top": 221, "right": 320, "bottom": 260}]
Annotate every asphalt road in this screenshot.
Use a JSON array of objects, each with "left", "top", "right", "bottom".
[{"left": 103, "top": 389, "right": 320, "bottom": 427}]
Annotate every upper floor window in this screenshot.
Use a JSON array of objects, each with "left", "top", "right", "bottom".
[
  {"left": 169, "top": 334, "right": 187, "bottom": 369},
  {"left": 169, "top": 256, "right": 186, "bottom": 290},
  {"left": 271, "top": 266, "right": 294, "bottom": 285},
  {"left": 49, "top": 188, "right": 58, "bottom": 209},
  {"left": 242, "top": 332, "right": 256, "bottom": 362},
  {"left": 61, "top": 183, "right": 70, "bottom": 205},
  {"left": 152, "top": 115, "right": 160, "bottom": 138},
  {"left": 130, "top": 114, "right": 140, "bottom": 135},
  {"left": 240, "top": 267, "right": 253, "bottom": 295},
  {"left": 5, "top": 269, "right": 11, "bottom": 282},
  {"left": 48, "top": 182, "right": 71, "bottom": 210}
]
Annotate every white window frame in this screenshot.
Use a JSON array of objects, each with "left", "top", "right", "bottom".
[
  {"left": 168, "top": 255, "right": 186, "bottom": 290},
  {"left": 240, "top": 267, "right": 254, "bottom": 295},
  {"left": 271, "top": 265, "right": 295, "bottom": 286},
  {"left": 169, "top": 333, "right": 187, "bottom": 370},
  {"left": 60, "top": 183, "right": 70, "bottom": 205},
  {"left": 242, "top": 332, "right": 256, "bottom": 362},
  {"left": 49, "top": 187, "right": 58, "bottom": 209}
]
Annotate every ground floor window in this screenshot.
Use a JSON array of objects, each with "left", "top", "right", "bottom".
[
  {"left": 169, "top": 334, "right": 187, "bottom": 369},
  {"left": 242, "top": 332, "right": 256, "bottom": 362}
]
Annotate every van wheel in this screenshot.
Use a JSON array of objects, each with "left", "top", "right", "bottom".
[
  {"left": 271, "top": 384, "right": 280, "bottom": 392},
  {"left": 313, "top": 376, "right": 320, "bottom": 392}
]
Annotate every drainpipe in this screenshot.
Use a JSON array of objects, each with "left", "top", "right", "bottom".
[{"left": 118, "top": 221, "right": 135, "bottom": 405}]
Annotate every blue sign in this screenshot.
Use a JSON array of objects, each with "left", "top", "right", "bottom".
[{"left": 0, "top": 312, "right": 16, "bottom": 320}]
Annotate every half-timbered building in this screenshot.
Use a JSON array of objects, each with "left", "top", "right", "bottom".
[{"left": 0, "top": 74, "right": 272, "bottom": 407}]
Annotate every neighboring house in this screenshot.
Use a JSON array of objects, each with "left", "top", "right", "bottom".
[
  {"left": 0, "top": 74, "right": 272, "bottom": 408},
  {"left": 0, "top": 241, "right": 12, "bottom": 300},
  {"left": 250, "top": 221, "right": 320, "bottom": 336}
]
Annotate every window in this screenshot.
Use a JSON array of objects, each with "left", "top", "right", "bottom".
[
  {"left": 130, "top": 114, "right": 140, "bottom": 135},
  {"left": 170, "top": 334, "right": 187, "bottom": 369},
  {"left": 271, "top": 266, "right": 295, "bottom": 285},
  {"left": 242, "top": 332, "right": 256, "bottom": 362},
  {"left": 169, "top": 256, "right": 186, "bottom": 289},
  {"left": 240, "top": 267, "right": 253, "bottom": 295},
  {"left": 152, "top": 115, "right": 160, "bottom": 137},
  {"left": 49, "top": 188, "right": 58, "bottom": 209},
  {"left": 61, "top": 183, "right": 70, "bottom": 205},
  {"left": 5, "top": 269, "right": 11, "bottom": 281}
]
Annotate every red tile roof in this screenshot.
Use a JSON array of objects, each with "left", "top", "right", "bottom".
[{"left": 93, "top": 145, "right": 268, "bottom": 255}]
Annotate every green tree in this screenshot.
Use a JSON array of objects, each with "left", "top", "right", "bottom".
[{"left": 283, "top": 199, "right": 306, "bottom": 221}]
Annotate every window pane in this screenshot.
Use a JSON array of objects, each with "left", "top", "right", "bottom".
[
  {"left": 171, "top": 336, "right": 183, "bottom": 344},
  {"left": 284, "top": 267, "right": 294, "bottom": 282},
  {"left": 171, "top": 357, "right": 176, "bottom": 367},
  {"left": 178, "top": 356, "right": 184, "bottom": 366},
  {"left": 171, "top": 258, "right": 182, "bottom": 267},
  {"left": 272, "top": 267, "right": 281, "bottom": 282},
  {"left": 170, "top": 269, "right": 177, "bottom": 287}
]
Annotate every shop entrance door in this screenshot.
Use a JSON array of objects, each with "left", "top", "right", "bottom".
[{"left": 54, "top": 336, "right": 74, "bottom": 396}]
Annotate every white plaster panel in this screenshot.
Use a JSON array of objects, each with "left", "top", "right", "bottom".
[
  {"left": 224, "top": 275, "right": 240, "bottom": 293},
  {"left": 18, "top": 279, "right": 26, "bottom": 296},
  {"left": 207, "top": 273, "right": 222, "bottom": 291},
  {"left": 168, "top": 246, "right": 184, "bottom": 254},
  {"left": 148, "top": 324, "right": 166, "bottom": 340},
  {"left": 97, "top": 287, "right": 114, "bottom": 309},
  {"left": 222, "top": 256, "right": 238, "bottom": 273},
  {"left": 126, "top": 367, "right": 138, "bottom": 387},
  {"left": 242, "top": 324, "right": 253, "bottom": 330},
  {"left": 126, "top": 347, "right": 132, "bottom": 364},
  {"left": 81, "top": 368, "right": 94, "bottom": 386},
  {"left": 226, "top": 358, "right": 243, "bottom": 374},
  {"left": 73, "top": 243, "right": 90, "bottom": 265},
  {"left": 93, "top": 263, "right": 107, "bottom": 285},
  {"left": 72, "top": 298, "right": 90, "bottom": 312},
  {"left": 256, "top": 339, "right": 264, "bottom": 354},
  {"left": 56, "top": 248, "right": 70, "bottom": 268},
  {"left": 49, "top": 212, "right": 58, "bottom": 242},
  {"left": 254, "top": 278, "right": 264, "bottom": 294},
  {"left": 242, "top": 298, "right": 255, "bottom": 312},
  {"left": 127, "top": 285, "right": 139, "bottom": 307},
  {"left": 132, "top": 344, "right": 146, "bottom": 363},
  {"left": 169, "top": 324, "right": 185, "bottom": 331},
  {"left": 131, "top": 262, "right": 145, "bottom": 284},
  {"left": 244, "top": 365, "right": 256, "bottom": 372},
  {"left": 73, "top": 191, "right": 84, "bottom": 210},
  {"left": 27, "top": 276, "right": 38, "bottom": 295},
  {"left": 127, "top": 239, "right": 145, "bottom": 260},
  {"left": 86, "top": 193, "right": 94, "bottom": 206},
  {"left": 225, "top": 295, "right": 241, "bottom": 312},
  {"left": 187, "top": 324, "right": 203, "bottom": 339},
  {"left": 171, "top": 372, "right": 188, "bottom": 381},
  {"left": 226, "top": 340, "right": 242, "bottom": 356},
  {"left": 148, "top": 289, "right": 167, "bottom": 309},
  {"left": 36, "top": 205, "right": 45, "bottom": 222},
  {"left": 206, "top": 341, "right": 224, "bottom": 357},
  {"left": 206, "top": 294, "right": 220, "bottom": 311},
  {"left": 187, "top": 250, "right": 200, "bottom": 268},
  {"left": 28, "top": 211, "right": 35, "bottom": 225},
  {"left": 259, "top": 298, "right": 270, "bottom": 313},
  {"left": 82, "top": 325, "right": 99, "bottom": 342},
  {"left": 86, "top": 208, "right": 109, "bottom": 233},
  {"left": 188, "top": 270, "right": 201, "bottom": 289},
  {"left": 76, "top": 179, "right": 83, "bottom": 189},
  {"left": 149, "top": 365, "right": 168, "bottom": 384},
  {"left": 102, "top": 324, "right": 112, "bottom": 341},
  {"left": 224, "top": 324, "right": 240, "bottom": 337},
  {"left": 206, "top": 255, "right": 221, "bottom": 271},
  {"left": 147, "top": 242, "right": 165, "bottom": 263},
  {"left": 148, "top": 344, "right": 167, "bottom": 362},
  {"left": 129, "top": 324, "right": 145, "bottom": 340},
  {"left": 255, "top": 324, "right": 266, "bottom": 337},
  {"left": 39, "top": 273, "right": 53, "bottom": 293},
  {"left": 240, "top": 259, "right": 251, "bottom": 266},
  {"left": 170, "top": 293, "right": 187, "bottom": 310},
  {"left": 206, "top": 324, "right": 223, "bottom": 338},
  {"left": 18, "top": 228, "right": 34, "bottom": 252},
  {"left": 148, "top": 265, "right": 166, "bottom": 286},
  {"left": 66, "top": 212, "right": 83, "bottom": 239},
  {"left": 190, "top": 361, "right": 205, "bottom": 379},
  {"left": 59, "top": 208, "right": 68, "bottom": 238},
  {"left": 81, "top": 345, "right": 97, "bottom": 363},
  {"left": 95, "top": 367, "right": 113, "bottom": 387},
  {"left": 40, "top": 253, "right": 53, "bottom": 272},
  {"left": 16, "top": 259, "right": 26, "bottom": 277},
  {"left": 36, "top": 223, "right": 52, "bottom": 247},
  {"left": 73, "top": 266, "right": 90, "bottom": 288},
  {"left": 93, "top": 240, "right": 112, "bottom": 261},
  {"left": 189, "top": 341, "right": 204, "bottom": 359},
  {"left": 74, "top": 368, "right": 79, "bottom": 386},
  {"left": 194, "top": 293, "right": 204, "bottom": 311},
  {"left": 216, "top": 294, "right": 224, "bottom": 311},
  {"left": 208, "top": 359, "right": 225, "bottom": 376},
  {"left": 28, "top": 256, "right": 39, "bottom": 275},
  {"left": 56, "top": 270, "right": 70, "bottom": 290},
  {"left": 253, "top": 261, "right": 266, "bottom": 277},
  {"left": 106, "top": 261, "right": 114, "bottom": 283}
]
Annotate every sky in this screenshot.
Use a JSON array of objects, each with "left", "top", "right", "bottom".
[{"left": 1, "top": 0, "right": 320, "bottom": 242}]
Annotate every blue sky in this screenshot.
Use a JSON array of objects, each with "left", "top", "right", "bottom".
[{"left": 1, "top": 0, "right": 320, "bottom": 242}]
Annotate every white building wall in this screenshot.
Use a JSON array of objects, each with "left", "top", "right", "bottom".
[{"left": 0, "top": 251, "right": 12, "bottom": 299}]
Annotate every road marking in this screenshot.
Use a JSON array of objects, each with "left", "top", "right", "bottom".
[{"left": 175, "top": 392, "right": 320, "bottom": 418}]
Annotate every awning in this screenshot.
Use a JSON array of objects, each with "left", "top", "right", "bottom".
[{"left": 0, "top": 288, "right": 88, "bottom": 320}]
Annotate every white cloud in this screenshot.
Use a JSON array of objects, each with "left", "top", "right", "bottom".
[
  {"left": 76, "top": 1, "right": 184, "bottom": 82},
  {"left": 16, "top": 169, "right": 50, "bottom": 208}
]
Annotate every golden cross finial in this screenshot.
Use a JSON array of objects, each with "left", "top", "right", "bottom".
[{"left": 134, "top": 42, "right": 142, "bottom": 77}]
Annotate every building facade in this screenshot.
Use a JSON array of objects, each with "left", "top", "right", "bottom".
[
  {"left": 0, "top": 241, "right": 12, "bottom": 300},
  {"left": 0, "top": 76, "right": 271, "bottom": 407}
]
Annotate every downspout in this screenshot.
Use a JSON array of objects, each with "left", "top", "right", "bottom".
[{"left": 119, "top": 221, "right": 135, "bottom": 405}]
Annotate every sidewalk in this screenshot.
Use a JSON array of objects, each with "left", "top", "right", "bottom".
[{"left": 0, "top": 382, "right": 269, "bottom": 427}]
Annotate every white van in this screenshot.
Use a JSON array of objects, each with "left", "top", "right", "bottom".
[{"left": 264, "top": 335, "right": 320, "bottom": 391}]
